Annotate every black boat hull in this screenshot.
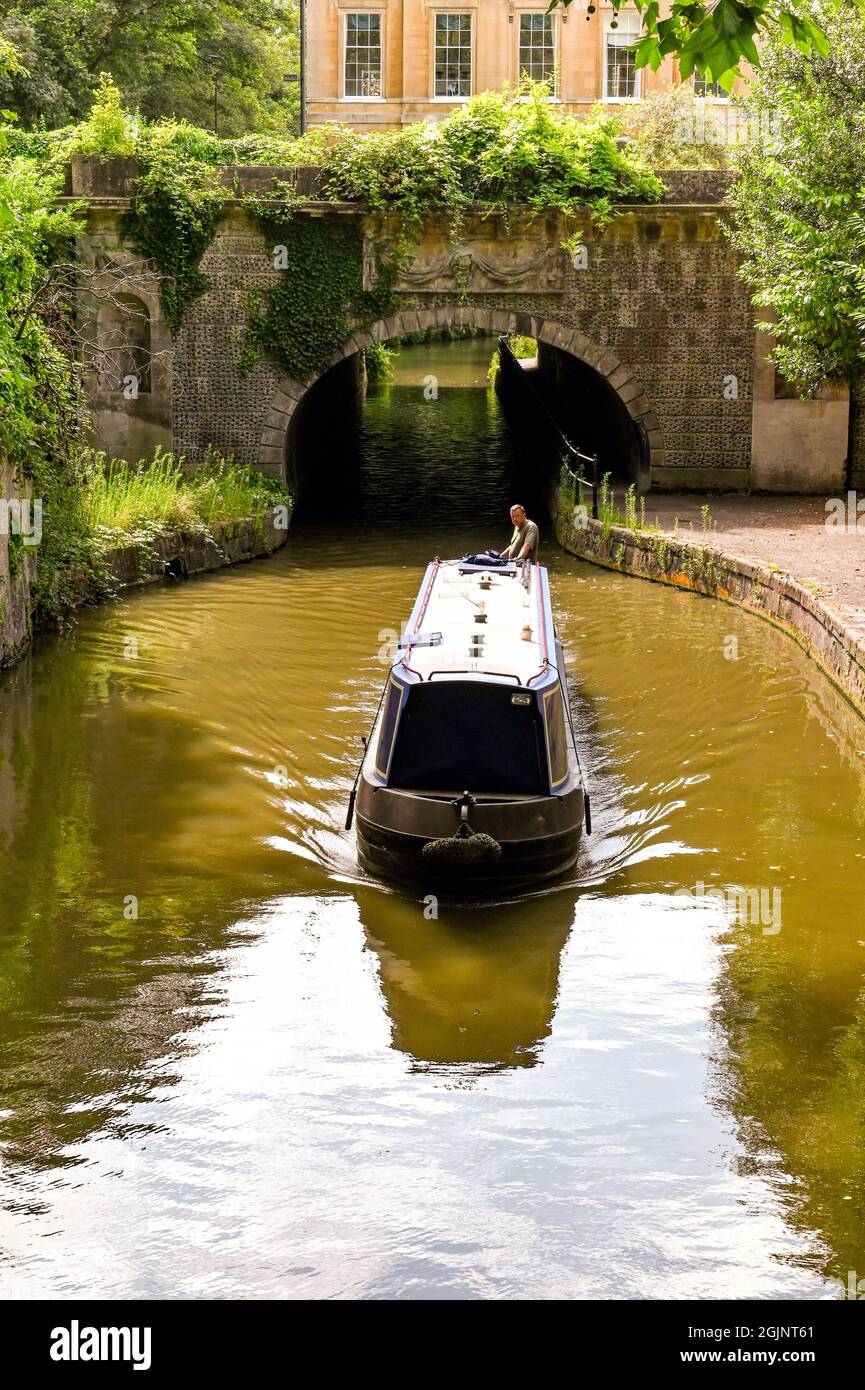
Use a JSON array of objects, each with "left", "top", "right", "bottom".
[{"left": 356, "top": 779, "right": 584, "bottom": 897}]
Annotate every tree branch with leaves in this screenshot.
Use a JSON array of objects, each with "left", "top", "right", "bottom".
[
  {"left": 548, "top": 0, "right": 835, "bottom": 88},
  {"left": 726, "top": 0, "right": 865, "bottom": 391}
]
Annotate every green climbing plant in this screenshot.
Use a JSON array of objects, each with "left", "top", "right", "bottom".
[
  {"left": 121, "top": 147, "right": 226, "bottom": 334},
  {"left": 364, "top": 341, "right": 396, "bottom": 384},
  {"left": 4, "top": 75, "right": 665, "bottom": 355},
  {"left": 239, "top": 206, "right": 398, "bottom": 380}
]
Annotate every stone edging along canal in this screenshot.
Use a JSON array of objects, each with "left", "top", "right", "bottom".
[
  {"left": 554, "top": 505, "right": 865, "bottom": 720},
  {"left": 68, "top": 510, "right": 290, "bottom": 607}
]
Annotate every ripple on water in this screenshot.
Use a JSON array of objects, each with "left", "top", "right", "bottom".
[{"left": 0, "top": 343, "right": 860, "bottom": 1298}]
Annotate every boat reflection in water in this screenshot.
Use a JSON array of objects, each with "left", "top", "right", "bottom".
[{"left": 352, "top": 884, "right": 576, "bottom": 1072}]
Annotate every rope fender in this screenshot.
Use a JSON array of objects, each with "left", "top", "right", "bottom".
[{"left": 421, "top": 791, "right": 503, "bottom": 865}]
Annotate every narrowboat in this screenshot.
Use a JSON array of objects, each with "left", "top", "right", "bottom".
[{"left": 347, "top": 556, "right": 590, "bottom": 896}]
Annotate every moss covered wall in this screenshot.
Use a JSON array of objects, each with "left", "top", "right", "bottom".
[{"left": 0, "top": 457, "right": 38, "bottom": 670}]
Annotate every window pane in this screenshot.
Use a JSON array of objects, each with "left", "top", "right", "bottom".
[
  {"left": 606, "top": 11, "right": 641, "bottom": 42},
  {"left": 345, "top": 12, "right": 382, "bottom": 97},
  {"left": 606, "top": 47, "right": 636, "bottom": 98},
  {"left": 375, "top": 677, "right": 404, "bottom": 779},
  {"left": 605, "top": 14, "right": 638, "bottom": 97},
  {"left": 519, "top": 13, "right": 556, "bottom": 92},
  {"left": 694, "top": 72, "right": 722, "bottom": 98},
  {"left": 434, "top": 13, "right": 472, "bottom": 97},
  {"left": 544, "top": 686, "right": 568, "bottom": 788}
]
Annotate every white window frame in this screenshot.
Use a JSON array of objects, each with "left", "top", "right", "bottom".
[
  {"left": 515, "top": 9, "right": 559, "bottom": 98},
  {"left": 342, "top": 10, "right": 385, "bottom": 102},
  {"left": 431, "top": 11, "right": 474, "bottom": 102},
  {"left": 602, "top": 9, "right": 641, "bottom": 103},
  {"left": 692, "top": 71, "right": 729, "bottom": 102}
]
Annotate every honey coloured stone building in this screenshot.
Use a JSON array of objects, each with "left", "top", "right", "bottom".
[{"left": 306, "top": 0, "right": 732, "bottom": 129}]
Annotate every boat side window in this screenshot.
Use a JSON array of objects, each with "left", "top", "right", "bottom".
[
  {"left": 386, "top": 681, "right": 548, "bottom": 795},
  {"left": 375, "top": 676, "right": 404, "bottom": 778},
  {"left": 543, "top": 684, "right": 569, "bottom": 788}
]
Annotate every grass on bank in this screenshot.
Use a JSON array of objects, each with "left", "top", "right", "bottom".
[
  {"left": 82, "top": 447, "right": 290, "bottom": 550},
  {"left": 363, "top": 340, "right": 397, "bottom": 384}
]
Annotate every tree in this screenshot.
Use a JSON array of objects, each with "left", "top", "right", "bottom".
[
  {"left": 0, "top": 1, "right": 300, "bottom": 135},
  {"left": 0, "top": 150, "right": 88, "bottom": 621},
  {"left": 726, "top": 0, "right": 865, "bottom": 391},
  {"left": 617, "top": 83, "right": 731, "bottom": 168},
  {"left": 0, "top": 31, "right": 20, "bottom": 79},
  {"left": 550, "top": 0, "right": 834, "bottom": 88}
]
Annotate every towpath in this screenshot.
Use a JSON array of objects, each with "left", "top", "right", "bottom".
[{"left": 643, "top": 493, "right": 865, "bottom": 629}]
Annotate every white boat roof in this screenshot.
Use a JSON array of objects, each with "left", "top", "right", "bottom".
[{"left": 398, "top": 559, "right": 553, "bottom": 687}]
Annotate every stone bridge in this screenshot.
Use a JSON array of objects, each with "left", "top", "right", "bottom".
[{"left": 72, "top": 163, "right": 853, "bottom": 494}]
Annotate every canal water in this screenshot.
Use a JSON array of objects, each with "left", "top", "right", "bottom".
[{"left": 1, "top": 339, "right": 863, "bottom": 1299}]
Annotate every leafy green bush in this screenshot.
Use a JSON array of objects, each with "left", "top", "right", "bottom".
[
  {"left": 727, "top": 0, "right": 865, "bottom": 392},
  {"left": 364, "top": 341, "right": 396, "bottom": 384},
  {"left": 70, "top": 74, "right": 136, "bottom": 157},
  {"left": 318, "top": 122, "right": 464, "bottom": 225},
  {"left": 135, "top": 122, "right": 302, "bottom": 168},
  {"left": 0, "top": 156, "right": 89, "bottom": 626},
  {"left": 509, "top": 335, "right": 538, "bottom": 359},
  {"left": 618, "top": 87, "right": 731, "bottom": 170},
  {"left": 0, "top": 166, "right": 94, "bottom": 616},
  {"left": 319, "top": 81, "right": 662, "bottom": 224},
  {"left": 0, "top": 125, "right": 66, "bottom": 162},
  {"left": 487, "top": 334, "right": 538, "bottom": 384}
]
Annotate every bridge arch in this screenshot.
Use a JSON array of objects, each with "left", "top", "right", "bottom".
[{"left": 257, "top": 308, "right": 663, "bottom": 490}]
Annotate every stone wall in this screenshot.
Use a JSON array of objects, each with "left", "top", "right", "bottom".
[
  {"left": 167, "top": 201, "right": 755, "bottom": 492},
  {"left": 655, "top": 169, "right": 734, "bottom": 205},
  {"left": 75, "top": 206, "right": 173, "bottom": 462},
  {"left": 458, "top": 207, "right": 753, "bottom": 490},
  {"left": 750, "top": 323, "right": 849, "bottom": 494},
  {"left": 64, "top": 512, "right": 290, "bottom": 607},
  {"left": 0, "top": 498, "right": 289, "bottom": 673},
  {"left": 172, "top": 205, "right": 283, "bottom": 468},
  {"left": 0, "top": 457, "right": 38, "bottom": 670},
  {"left": 71, "top": 169, "right": 850, "bottom": 494}
]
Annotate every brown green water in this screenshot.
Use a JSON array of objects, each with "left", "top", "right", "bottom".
[{"left": 1, "top": 341, "right": 864, "bottom": 1299}]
